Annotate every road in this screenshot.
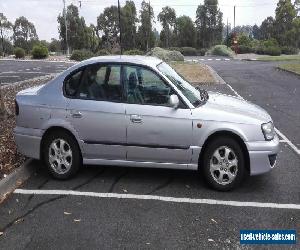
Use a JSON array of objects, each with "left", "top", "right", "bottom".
[
  {"left": 0, "top": 59, "right": 299, "bottom": 249},
  {"left": 201, "top": 58, "right": 300, "bottom": 148}
]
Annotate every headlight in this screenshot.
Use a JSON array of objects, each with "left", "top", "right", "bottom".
[{"left": 261, "top": 122, "right": 275, "bottom": 141}]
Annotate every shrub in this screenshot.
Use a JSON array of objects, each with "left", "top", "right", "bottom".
[
  {"left": 70, "top": 49, "right": 94, "bottom": 61},
  {"left": 31, "top": 45, "right": 48, "bottom": 59},
  {"left": 146, "top": 47, "right": 184, "bottom": 62},
  {"left": 264, "top": 46, "right": 281, "bottom": 56},
  {"left": 14, "top": 47, "right": 25, "bottom": 59},
  {"left": 209, "top": 45, "right": 234, "bottom": 57},
  {"left": 198, "top": 48, "right": 207, "bottom": 56},
  {"left": 281, "top": 46, "right": 299, "bottom": 55},
  {"left": 123, "top": 49, "right": 144, "bottom": 55},
  {"left": 238, "top": 45, "right": 255, "bottom": 54},
  {"left": 179, "top": 47, "right": 198, "bottom": 56},
  {"left": 238, "top": 33, "right": 252, "bottom": 47},
  {"left": 96, "top": 49, "right": 110, "bottom": 56}
]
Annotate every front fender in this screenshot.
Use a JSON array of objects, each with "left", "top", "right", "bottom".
[{"left": 192, "top": 120, "right": 264, "bottom": 147}]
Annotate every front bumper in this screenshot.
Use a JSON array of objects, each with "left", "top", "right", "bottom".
[
  {"left": 246, "top": 135, "right": 280, "bottom": 175},
  {"left": 14, "top": 127, "right": 42, "bottom": 160}
]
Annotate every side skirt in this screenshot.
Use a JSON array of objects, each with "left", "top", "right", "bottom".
[{"left": 83, "top": 158, "right": 198, "bottom": 170}]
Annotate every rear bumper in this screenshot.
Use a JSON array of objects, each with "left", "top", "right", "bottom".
[
  {"left": 246, "top": 135, "right": 280, "bottom": 175},
  {"left": 14, "top": 127, "right": 42, "bottom": 159}
]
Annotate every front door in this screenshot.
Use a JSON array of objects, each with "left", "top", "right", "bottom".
[
  {"left": 123, "top": 65, "right": 193, "bottom": 165},
  {"left": 65, "top": 63, "right": 126, "bottom": 160}
]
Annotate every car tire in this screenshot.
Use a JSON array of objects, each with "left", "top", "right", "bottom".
[
  {"left": 43, "top": 131, "right": 81, "bottom": 179},
  {"left": 201, "top": 136, "right": 246, "bottom": 191}
]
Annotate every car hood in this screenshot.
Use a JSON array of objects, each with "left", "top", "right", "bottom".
[{"left": 193, "top": 91, "right": 272, "bottom": 124}]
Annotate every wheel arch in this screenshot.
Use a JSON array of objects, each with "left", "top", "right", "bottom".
[
  {"left": 198, "top": 130, "right": 250, "bottom": 172},
  {"left": 40, "top": 126, "right": 82, "bottom": 161}
]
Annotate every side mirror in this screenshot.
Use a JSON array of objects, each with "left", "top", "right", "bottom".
[{"left": 169, "top": 94, "right": 179, "bottom": 109}]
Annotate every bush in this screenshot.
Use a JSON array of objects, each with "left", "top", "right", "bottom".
[
  {"left": 209, "top": 45, "right": 234, "bottom": 57},
  {"left": 123, "top": 49, "right": 144, "bottom": 55},
  {"left": 70, "top": 50, "right": 94, "bottom": 61},
  {"left": 198, "top": 48, "right": 207, "bottom": 56},
  {"left": 264, "top": 46, "right": 281, "bottom": 56},
  {"left": 96, "top": 49, "right": 110, "bottom": 56},
  {"left": 238, "top": 34, "right": 252, "bottom": 47},
  {"left": 14, "top": 47, "right": 25, "bottom": 59},
  {"left": 146, "top": 47, "right": 184, "bottom": 62},
  {"left": 281, "top": 46, "right": 299, "bottom": 55},
  {"left": 31, "top": 45, "right": 48, "bottom": 59},
  {"left": 238, "top": 45, "right": 255, "bottom": 54},
  {"left": 179, "top": 47, "right": 198, "bottom": 56}
]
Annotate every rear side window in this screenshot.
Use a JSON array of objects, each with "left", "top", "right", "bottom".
[
  {"left": 77, "top": 64, "right": 122, "bottom": 101},
  {"left": 65, "top": 70, "right": 83, "bottom": 97}
]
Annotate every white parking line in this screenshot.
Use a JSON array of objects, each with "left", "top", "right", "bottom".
[
  {"left": 14, "top": 189, "right": 300, "bottom": 210},
  {"left": 215, "top": 58, "right": 221, "bottom": 61},
  {"left": 223, "top": 81, "right": 300, "bottom": 155}
]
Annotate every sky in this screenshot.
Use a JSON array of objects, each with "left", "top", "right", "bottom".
[{"left": 0, "top": 0, "right": 278, "bottom": 41}]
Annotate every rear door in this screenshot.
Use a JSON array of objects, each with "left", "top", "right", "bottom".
[{"left": 65, "top": 63, "right": 127, "bottom": 160}]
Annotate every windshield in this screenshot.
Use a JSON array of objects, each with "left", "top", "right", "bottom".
[{"left": 157, "top": 62, "right": 208, "bottom": 107}]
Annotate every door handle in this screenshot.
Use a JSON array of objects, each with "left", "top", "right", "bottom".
[
  {"left": 71, "top": 111, "right": 82, "bottom": 118},
  {"left": 130, "top": 114, "right": 142, "bottom": 123}
]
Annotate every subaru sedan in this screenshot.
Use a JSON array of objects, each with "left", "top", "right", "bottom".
[{"left": 14, "top": 56, "right": 279, "bottom": 191}]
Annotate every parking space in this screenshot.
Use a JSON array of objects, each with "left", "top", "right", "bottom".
[{"left": 0, "top": 59, "right": 299, "bottom": 249}]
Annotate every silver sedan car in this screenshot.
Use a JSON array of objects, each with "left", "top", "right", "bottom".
[{"left": 14, "top": 56, "right": 279, "bottom": 191}]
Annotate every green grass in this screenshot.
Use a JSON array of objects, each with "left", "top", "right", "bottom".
[
  {"left": 258, "top": 54, "right": 300, "bottom": 61},
  {"left": 278, "top": 63, "right": 300, "bottom": 75}
]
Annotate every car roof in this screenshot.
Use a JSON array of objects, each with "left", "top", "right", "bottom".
[{"left": 73, "top": 55, "right": 163, "bottom": 69}]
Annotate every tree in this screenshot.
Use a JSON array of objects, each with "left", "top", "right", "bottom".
[
  {"left": 85, "top": 24, "right": 100, "bottom": 52},
  {"left": 137, "top": 0, "right": 155, "bottom": 51},
  {"left": 0, "top": 13, "right": 12, "bottom": 57},
  {"left": 175, "top": 16, "right": 196, "bottom": 47},
  {"left": 273, "top": 0, "right": 297, "bottom": 46},
  {"left": 158, "top": 6, "right": 176, "bottom": 48},
  {"left": 252, "top": 24, "right": 261, "bottom": 40},
  {"left": 195, "top": 0, "right": 223, "bottom": 48},
  {"left": 49, "top": 38, "right": 62, "bottom": 52},
  {"left": 13, "top": 16, "right": 38, "bottom": 52},
  {"left": 233, "top": 25, "right": 253, "bottom": 37},
  {"left": 260, "top": 16, "right": 275, "bottom": 40},
  {"left": 58, "top": 4, "right": 88, "bottom": 52},
  {"left": 97, "top": 6, "right": 119, "bottom": 51},
  {"left": 121, "top": 1, "right": 138, "bottom": 50}
]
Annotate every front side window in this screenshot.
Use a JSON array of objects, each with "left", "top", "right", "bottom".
[
  {"left": 123, "top": 65, "right": 173, "bottom": 106},
  {"left": 157, "top": 62, "right": 205, "bottom": 107},
  {"left": 65, "top": 64, "right": 122, "bottom": 101}
]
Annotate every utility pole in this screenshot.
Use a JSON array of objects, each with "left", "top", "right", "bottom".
[
  {"left": 226, "top": 18, "right": 229, "bottom": 48},
  {"left": 233, "top": 5, "right": 236, "bottom": 33},
  {"left": 118, "top": 0, "right": 122, "bottom": 55},
  {"left": 63, "top": 0, "right": 69, "bottom": 56}
]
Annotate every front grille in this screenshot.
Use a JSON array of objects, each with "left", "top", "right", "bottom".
[{"left": 268, "top": 154, "right": 277, "bottom": 167}]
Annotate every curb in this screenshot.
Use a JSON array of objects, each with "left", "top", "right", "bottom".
[
  {"left": 276, "top": 67, "right": 300, "bottom": 78},
  {"left": 0, "top": 159, "right": 35, "bottom": 202},
  {"left": 205, "top": 64, "right": 226, "bottom": 85}
]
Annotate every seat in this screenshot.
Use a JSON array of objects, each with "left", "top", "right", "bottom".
[{"left": 127, "top": 72, "right": 144, "bottom": 104}]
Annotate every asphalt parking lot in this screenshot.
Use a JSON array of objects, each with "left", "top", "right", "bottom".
[
  {"left": 0, "top": 58, "right": 299, "bottom": 249},
  {"left": 0, "top": 59, "right": 72, "bottom": 84}
]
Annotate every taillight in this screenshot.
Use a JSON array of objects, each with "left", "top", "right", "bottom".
[{"left": 15, "top": 100, "right": 19, "bottom": 116}]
